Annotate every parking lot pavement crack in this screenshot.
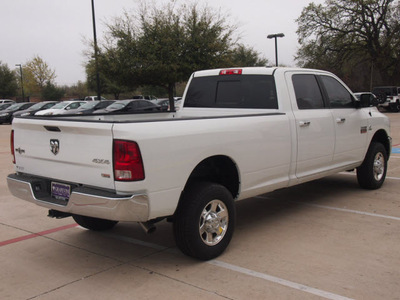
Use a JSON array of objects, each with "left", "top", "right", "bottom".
[
  {"left": 132, "top": 264, "right": 234, "bottom": 300},
  {"left": 41, "top": 235, "right": 127, "bottom": 263},
  {"left": 26, "top": 263, "right": 126, "bottom": 300}
]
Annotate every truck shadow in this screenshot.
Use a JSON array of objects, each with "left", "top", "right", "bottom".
[
  {"left": 69, "top": 174, "right": 366, "bottom": 261},
  {"left": 235, "top": 173, "right": 362, "bottom": 230}
]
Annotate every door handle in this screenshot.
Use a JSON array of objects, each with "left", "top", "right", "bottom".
[
  {"left": 299, "top": 121, "right": 311, "bottom": 127},
  {"left": 336, "top": 118, "right": 346, "bottom": 123}
]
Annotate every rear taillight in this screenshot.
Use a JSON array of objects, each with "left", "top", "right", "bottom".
[
  {"left": 219, "top": 69, "right": 242, "bottom": 75},
  {"left": 10, "top": 130, "right": 15, "bottom": 164},
  {"left": 113, "top": 140, "right": 145, "bottom": 181}
]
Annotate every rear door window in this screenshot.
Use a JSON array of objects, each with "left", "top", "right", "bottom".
[{"left": 292, "top": 74, "right": 325, "bottom": 109}]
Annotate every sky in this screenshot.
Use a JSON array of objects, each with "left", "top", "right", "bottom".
[{"left": 0, "top": 0, "right": 324, "bottom": 86}]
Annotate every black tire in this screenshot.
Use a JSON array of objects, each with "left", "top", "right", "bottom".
[
  {"left": 72, "top": 215, "right": 118, "bottom": 231},
  {"left": 376, "top": 93, "right": 386, "bottom": 104},
  {"left": 390, "top": 101, "right": 400, "bottom": 112},
  {"left": 357, "top": 142, "right": 388, "bottom": 190},
  {"left": 173, "top": 182, "right": 235, "bottom": 260}
]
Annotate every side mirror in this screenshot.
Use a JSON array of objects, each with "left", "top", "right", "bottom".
[{"left": 359, "top": 94, "right": 378, "bottom": 107}]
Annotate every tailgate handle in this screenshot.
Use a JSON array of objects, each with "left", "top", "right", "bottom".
[{"left": 44, "top": 126, "right": 61, "bottom": 132}]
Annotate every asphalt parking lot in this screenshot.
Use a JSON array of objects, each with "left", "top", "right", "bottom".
[{"left": 1, "top": 112, "right": 400, "bottom": 300}]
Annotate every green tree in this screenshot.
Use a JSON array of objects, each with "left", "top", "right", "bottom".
[
  {"left": 86, "top": 49, "right": 130, "bottom": 100},
  {"left": 0, "top": 62, "right": 18, "bottom": 98},
  {"left": 63, "top": 81, "right": 88, "bottom": 99},
  {"left": 229, "top": 44, "right": 268, "bottom": 67},
  {"left": 296, "top": 0, "right": 400, "bottom": 90},
  {"left": 41, "top": 82, "right": 65, "bottom": 101},
  {"left": 24, "top": 55, "right": 56, "bottom": 96},
  {"left": 88, "top": 2, "right": 243, "bottom": 109}
]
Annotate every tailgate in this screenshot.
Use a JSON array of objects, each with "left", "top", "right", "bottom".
[{"left": 12, "top": 118, "right": 115, "bottom": 190}]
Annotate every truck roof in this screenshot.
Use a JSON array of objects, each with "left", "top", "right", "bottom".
[{"left": 192, "top": 67, "right": 332, "bottom": 77}]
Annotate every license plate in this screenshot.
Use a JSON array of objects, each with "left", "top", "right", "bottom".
[{"left": 51, "top": 182, "right": 71, "bottom": 201}]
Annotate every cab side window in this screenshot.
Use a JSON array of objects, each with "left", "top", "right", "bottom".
[
  {"left": 293, "top": 74, "right": 325, "bottom": 109},
  {"left": 320, "top": 76, "right": 354, "bottom": 108}
]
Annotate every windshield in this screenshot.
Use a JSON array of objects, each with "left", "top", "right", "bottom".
[
  {"left": 27, "top": 102, "right": 49, "bottom": 110},
  {"left": 5, "top": 103, "right": 25, "bottom": 110},
  {"left": 51, "top": 102, "right": 71, "bottom": 109},
  {"left": 107, "top": 101, "right": 128, "bottom": 109},
  {"left": 79, "top": 101, "right": 99, "bottom": 109}
]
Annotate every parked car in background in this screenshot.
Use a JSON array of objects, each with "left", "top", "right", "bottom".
[
  {"left": 0, "top": 102, "right": 36, "bottom": 124},
  {"left": 35, "top": 101, "right": 87, "bottom": 116},
  {"left": 174, "top": 99, "right": 183, "bottom": 110},
  {"left": 64, "top": 100, "right": 115, "bottom": 114},
  {"left": 0, "top": 99, "right": 15, "bottom": 104},
  {"left": 13, "top": 101, "right": 59, "bottom": 117},
  {"left": 132, "top": 95, "right": 158, "bottom": 101},
  {"left": 94, "top": 99, "right": 161, "bottom": 114},
  {"left": 0, "top": 103, "right": 14, "bottom": 111},
  {"left": 354, "top": 92, "right": 379, "bottom": 107},
  {"left": 84, "top": 96, "right": 107, "bottom": 101},
  {"left": 155, "top": 99, "right": 171, "bottom": 111},
  {"left": 372, "top": 86, "right": 400, "bottom": 112},
  {"left": 156, "top": 98, "right": 182, "bottom": 111}
]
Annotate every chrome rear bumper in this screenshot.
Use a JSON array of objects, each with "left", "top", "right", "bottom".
[{"left": 7, "top": 173, "right": 149, "bottom": 222}]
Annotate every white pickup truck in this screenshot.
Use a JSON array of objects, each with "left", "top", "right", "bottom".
[{"left": 7, "top": 67, "right": 391, "bottom": 260}]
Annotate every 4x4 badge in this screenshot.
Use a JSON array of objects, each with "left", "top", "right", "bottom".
[{"left": 50, "top": 139, "right": 60, "bottom": 155}]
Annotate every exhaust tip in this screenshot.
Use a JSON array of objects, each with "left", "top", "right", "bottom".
[
  {"left": 48, "top": 210, "right": 72, "bottom": 219},
  {"left": 139, "top": 221, "right": 156, "bottom": 234}
]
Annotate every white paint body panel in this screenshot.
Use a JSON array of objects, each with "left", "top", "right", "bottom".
[{"left": 10, "top": 67, "right": 391, "bottom": 221}]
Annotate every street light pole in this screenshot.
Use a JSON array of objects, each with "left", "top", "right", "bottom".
[
  {"left": 15, "top": 64, "right": 25, "bottom": 102},
  {"left": 267, "top": 33, "right": 285, "bottom": 67},
  {"left": 91, "top": 0, "right": 101, "bottom": 100}
]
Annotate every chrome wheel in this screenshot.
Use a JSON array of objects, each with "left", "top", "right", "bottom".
[
  {"left": 357, "top": 142, "right": 387, "bottom": 190},
  {"left": 174, "top": 182, "right": 235, "bottom": 260},
  {"left": 199, "top": 199, "right": 229, "bottom": 246},
  {"left": 373, "top": 152, "right": 385, "bottom": 181}
]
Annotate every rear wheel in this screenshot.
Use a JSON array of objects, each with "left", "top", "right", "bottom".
[
  {"left": 173, "top": 182, "right": 235, "bottom": 260},
  {"left": 357, "top": 142, "right": 387, "bottom": 190},
  {"left": 72, "top": 215, "right": 118, "bottom": 231}
]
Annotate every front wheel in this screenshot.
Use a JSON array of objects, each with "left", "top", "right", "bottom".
[
  {"left": 72, "top": 215, "right": 118, "bottom": 231},
  {"left": 390, "top": 101, "right": 400, "bottom": 112},
  {"left": 357, "top": 142, "right": 388, "bottom": 190},
  {"left": 173, "top": 182, "right": 235, "bottom": 260}
]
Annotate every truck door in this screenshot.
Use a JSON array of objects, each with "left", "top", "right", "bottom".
[
  {"left": 289, "top": 73, "right": 335, "bottom": 179},
  {"left": 318, "top": 75, "right": 368, "bottom": 167}
]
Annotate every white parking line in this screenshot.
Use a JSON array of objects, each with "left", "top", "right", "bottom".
[
  {"left": 95, "top": 229, "right": 353, "bottom": 300},
  {"left": 339, "top": 172, "right": 400, "bottom": 180},
  {"left": 208, "top": 260, "right": 353, "bottom": 300},
  {"left": 76, "top": 173, "right": 400, "bottom": 300},
  {"left": 291, "top": 202, "right": 400, "bottom": 222},
  {"left": 255, "top": 193, "right": 400, "bottom": 222}
]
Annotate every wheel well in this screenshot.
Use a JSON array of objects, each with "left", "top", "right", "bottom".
[
  {"left": 371, "top": 129, "right": 390, "bottom": 157},
  {"left": 184, "top": 155, "right": 240, "bottom": 199}
]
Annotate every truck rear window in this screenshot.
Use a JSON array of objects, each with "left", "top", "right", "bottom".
[
  {"left": 372, "top": 87, "right": 398, "bottom": 96},
  {"left": 184, "top": 75, "right": 278, "bottom": 109}
]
